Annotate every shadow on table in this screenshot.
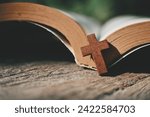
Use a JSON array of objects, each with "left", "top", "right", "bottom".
[{"left": 108, "top": 45, "right": 150, "bottom": 76}]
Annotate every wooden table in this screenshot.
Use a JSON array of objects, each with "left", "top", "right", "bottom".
[{"left": 0, "top": 56, "right": 149, "bottom": 100}]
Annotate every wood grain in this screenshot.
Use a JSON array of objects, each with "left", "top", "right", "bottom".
[{"left": 0, "top": 58, "right": 149, "bottom": 100}]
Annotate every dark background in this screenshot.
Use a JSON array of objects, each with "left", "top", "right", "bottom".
[{"left": 0, "top": 0, "right": 150, "bottom": 22}]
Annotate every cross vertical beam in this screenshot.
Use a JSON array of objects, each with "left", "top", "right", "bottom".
[{"left": 81, "top": 34, "right": 109, "bottom": 75}]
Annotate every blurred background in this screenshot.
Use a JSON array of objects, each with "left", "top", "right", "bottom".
[{"left": 0, "top": 0, "right": 150, "bottom": 22}]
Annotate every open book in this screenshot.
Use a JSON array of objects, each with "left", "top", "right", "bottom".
[{"left": 0, "top": 2, "right": 150, "bottom": 75}]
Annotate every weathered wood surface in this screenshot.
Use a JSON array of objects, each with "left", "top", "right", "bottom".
[{"left": 0, "top": 58, "right": 149, "bottom": 100}]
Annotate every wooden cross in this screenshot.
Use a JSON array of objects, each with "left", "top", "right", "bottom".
[{"left": 81, "top": 34, "right": 109, "bottom": 75}]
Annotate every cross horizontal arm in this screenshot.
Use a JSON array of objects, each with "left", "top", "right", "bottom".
[
  {"left": 99, "top": 40, "right": 109, "bottom": 50},
  {"left": 81, "top": 45, "right": 92, "bottom": 56}
]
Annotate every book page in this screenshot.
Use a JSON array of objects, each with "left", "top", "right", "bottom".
[
  {"left": 100, "top": 16, "right": 150, "bottom": 41},
  {"left": 63, "top": 12, "right": 101, "bottom": 39},
  {"left": 100, "top": 16, "right": 150, "bottom": 67},
  {"left": 33, "top": 11, "right": 102, "bottom": 50},
  {"left": 32, "top": 11, "right": 102, "bottom": 49}
]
